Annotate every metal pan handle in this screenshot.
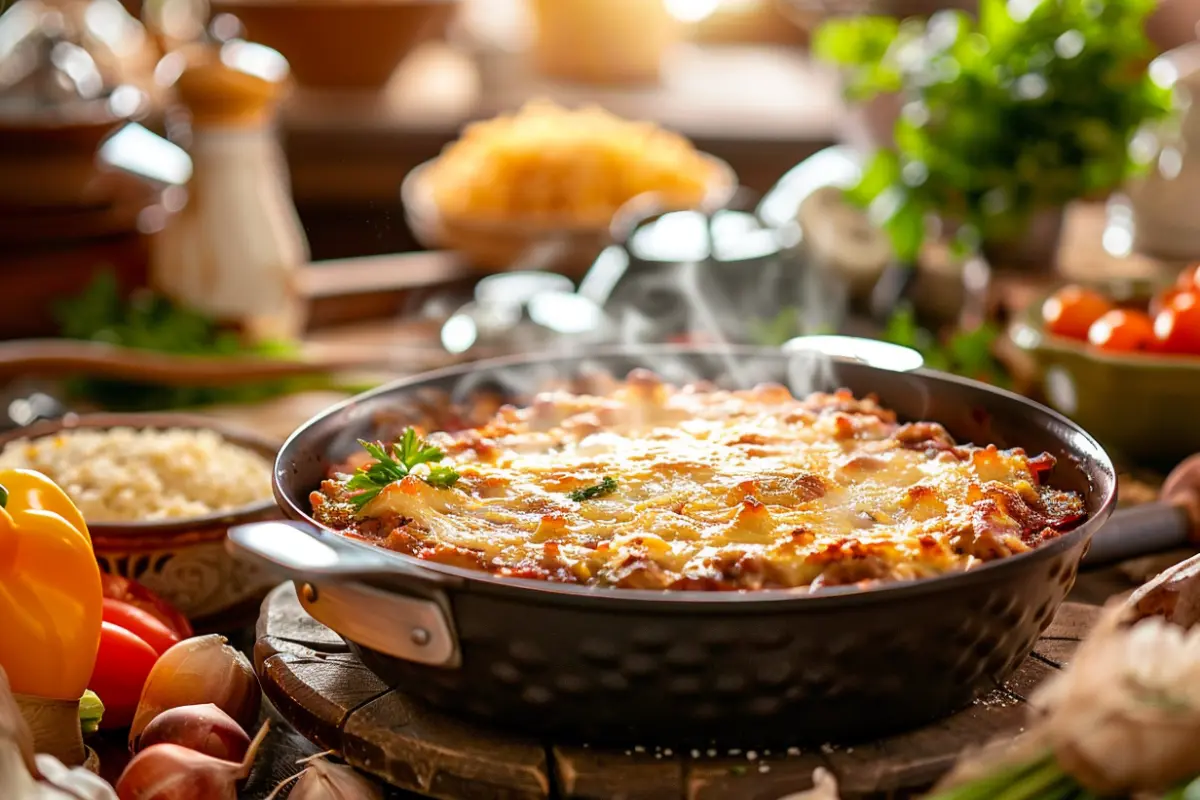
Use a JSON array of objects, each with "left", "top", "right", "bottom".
[
  {"left": 227, "top": 520, "right": 462, "bottom": 667},
  {"left": 1082, "top": 453, "right": 1200, "bottom": 567},
  {"left": 227, "top": 519, "right": 456, "bottom": 585},
  {"left": 1083, "top": 502, "right": 1192, "bottom": 566}
]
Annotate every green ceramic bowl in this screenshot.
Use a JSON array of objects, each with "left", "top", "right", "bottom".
[{"left": 1009, "top": 307, "right": 1200, "bottom": 470}]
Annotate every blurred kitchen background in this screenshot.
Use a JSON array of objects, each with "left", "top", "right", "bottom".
[{"left": 5, "top": 0, "right": 1200, "bottom": 472}]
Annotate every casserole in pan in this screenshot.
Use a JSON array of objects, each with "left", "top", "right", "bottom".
[{"left": 230, "top": 344, "right": 1117, "bottom": 746}]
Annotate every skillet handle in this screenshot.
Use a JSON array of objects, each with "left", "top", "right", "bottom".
[
  {"left": 227, "top": 519, "right": 455, "bottom": 585},
  {"left": 1083, "top": 503, "right": 1192, "bottom": 567},
  {"left": 227, "top": 520, "right": 462, "bottom": 667},
  {"left": 1082, "top": 453, "right": 1200, "bottom": 567}
]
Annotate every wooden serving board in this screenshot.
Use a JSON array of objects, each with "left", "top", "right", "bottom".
[{"left": 255, "top": 583, "right": 1098, "bottom": 800}]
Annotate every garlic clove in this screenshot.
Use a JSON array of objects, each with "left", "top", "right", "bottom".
[
  {"left": 775, "top": 768, "right": 841, "bottom": 800},
  {"left": 268, "top": 752, "right": 383, "bottom": 800}
]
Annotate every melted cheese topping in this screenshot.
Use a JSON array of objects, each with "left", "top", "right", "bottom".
[{"left": 313, "top": 371, "right": 1084, "bottom": 591}]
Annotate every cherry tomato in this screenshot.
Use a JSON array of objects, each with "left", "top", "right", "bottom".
[
  {"left": 1176, "top": 263, "right": 1200, "bottom": 290},
  {"left": 101, "top": 598, "right": 180, "bottom": 656},
  {"left": 89, "top": 621, "right": 159, "bottom": 729},
  {"left": 1151, "top": 286, "right": 1189, "bottom": 317},
  {"left": 1153, "top": 291, "right": 1200, "bottom": 355},
  {"left": 100, "top": 573, "right": 192, "bottom": 640},
  {"left": 1087, "top": 309, "right": 1157, "bottom": 352},
  {"left": 1042, "top": 285, "right": 1113, "bottom": 341}
]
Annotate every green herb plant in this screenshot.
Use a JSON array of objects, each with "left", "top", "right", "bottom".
[
  {"left": 53, "top": 271, "right": 346, "bottom": 410},
  {"left": 568, "top": 477, "right": 618, "bottom": 502},
  {"left": 883, "top": 304, "right": 1009, "bottom": 386},
  {"left": 347, "top": 429, "right": 460, "bottom": 511},
  {"left": 814, "top": 0, "right": 1170, "bottom": 262}
]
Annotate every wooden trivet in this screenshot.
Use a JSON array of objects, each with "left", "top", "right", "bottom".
[{"left": 255, "top": 583, "right": 1098, "bottom": 800}]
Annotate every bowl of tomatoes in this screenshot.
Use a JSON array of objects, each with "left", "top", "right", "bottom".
[{"left": 1010, "top": 265, "right": 1200, "bottom": 468}]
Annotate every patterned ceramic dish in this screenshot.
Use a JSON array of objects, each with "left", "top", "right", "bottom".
[
  {"left": 1009, "top": 307, "right": 1200, "bottom": 470},
  {"left": 0, "top": 413, "right": 281, "bottom": 622}
]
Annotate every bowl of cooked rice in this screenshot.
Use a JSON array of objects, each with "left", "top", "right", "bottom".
[{"left": 0, "top": 413, "right": 282, "bottom": 621}]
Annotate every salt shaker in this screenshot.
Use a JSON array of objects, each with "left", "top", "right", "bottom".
[{"left": 150, "top": 40, "right": 309, "bottom": 342}]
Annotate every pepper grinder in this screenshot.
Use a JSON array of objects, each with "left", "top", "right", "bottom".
[{"left": 150, "top": 40, "right": 309, "bottom": 343}]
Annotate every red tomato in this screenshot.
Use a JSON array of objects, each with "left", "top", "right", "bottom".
[
  {"left": 1153, "top": 291, "right": 1200, "bottom": 355},
  {"left": 1087, "top": 309, "right": 1157, "bottom": 352},
  {"left": 1042, "top": 285, "right": 1113, "bottom": 341},
  {"left": 101, "top": 598, "right": 180, "bottom": 656},
  {"left": 100, "top": 573, "right": 192, "bottom": 640},
  {"left": 1151, "top": 286, "right": 1189, "bottom": 317},
  {"left": 89, "top": 621, "right": 159, "bottom": 729},
  {"left": 1176, "top": 263, "right": 1200, "bottom": 290}
]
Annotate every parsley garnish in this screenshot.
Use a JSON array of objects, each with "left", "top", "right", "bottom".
[
  {"left": 568, "top": 477, "right": 618, "bottom": 502},
  {"left": 345, "top": 428, "right": 459, "bottom": 510}
]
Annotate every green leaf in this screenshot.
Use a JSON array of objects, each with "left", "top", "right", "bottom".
[
  {"left": 52, "top": 270, "right": 312, "bottom": 410},
  {"left": 346, "top": 429, "right": 459, "bottom": 511},
  {"left": 568, "top": 477, "right": 618, "bottom": 502},
  {"left": 426, "top": 465, "right": 461, "bottom": 489},
  {"left": 749, "top": 307, "right": 801, "bottom": 347},
  {"left": 979, "top": 0, "right": 1016, "bottom": 44},
  {"left": 847, "top": 151, "right": 901, "bottom": 207},
  {"left": 812, "top": 16, "right": 899, "bottom": 66},
  {"left": 878, "top": 190, "right": 927, "bottom": 264},
  {"left": 813, "top": 16, "right": 904, "bottom": 99}
]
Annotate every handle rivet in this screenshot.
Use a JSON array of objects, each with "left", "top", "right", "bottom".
[
  {"left": 411, "top": 627, "right": 431, "bottom": 646},
  {"left": 301, "top": 583, "right": 318, "bottom": 603}
]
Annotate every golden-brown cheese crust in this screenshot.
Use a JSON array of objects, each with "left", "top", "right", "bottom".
[{"left": 312, "top": 370, "right": 1085, "bottom": 592}]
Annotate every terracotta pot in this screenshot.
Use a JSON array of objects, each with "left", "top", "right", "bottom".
[{"left": 0, "top": 413, "right": 283, "bottom": 623}]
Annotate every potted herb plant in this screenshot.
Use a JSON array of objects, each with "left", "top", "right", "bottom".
[{"left": 814, "top": 0, "right": 1171, "bottom": 268}]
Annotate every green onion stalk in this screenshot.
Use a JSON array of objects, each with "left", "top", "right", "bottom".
[{"left": 925, "top": 753, "right": 1200, "bottom": 800}]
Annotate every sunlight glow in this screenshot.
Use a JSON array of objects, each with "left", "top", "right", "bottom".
[{"left": 665, "top": 0, "right": 721, "bottom": 23}]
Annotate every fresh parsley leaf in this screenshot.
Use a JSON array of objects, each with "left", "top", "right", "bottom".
[
  {"left": 50, "top": 270, "right": 338, "bottom": 410},
  {"left": 346, "top": 429, "right": 459, "bottom": 511},
  {"left": 426, "top": 465, "right": 462, "bottom": 489},
  {"left": 568, "top": 477, "right": 618, "bottom": 502},
  {"left": 396, "top": 428, "right": 445, "bottom": 469}
]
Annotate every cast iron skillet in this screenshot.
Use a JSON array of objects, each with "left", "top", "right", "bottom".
[{"left": 229, "top": 344, "right": 1117, "bottom": 747}]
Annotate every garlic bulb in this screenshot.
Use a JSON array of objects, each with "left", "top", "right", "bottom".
[
  {"left": 268, "top": 752, "right": 382, "bottom": 800},
  {"left": 1032, "top": 609, "right": 1200, "bottom": 793},
  {"left": 35, "top": 754, "right": 118, "bottom": 800}
]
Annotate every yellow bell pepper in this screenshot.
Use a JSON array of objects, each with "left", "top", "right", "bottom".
[{"left": 0, "top": 469, "right": 102, "bottom": 700}]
